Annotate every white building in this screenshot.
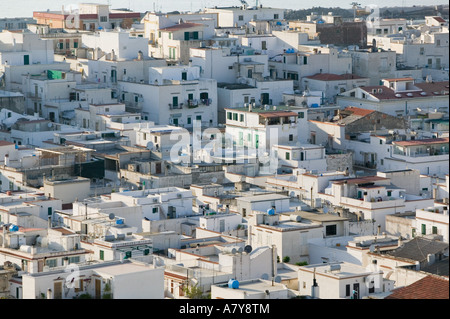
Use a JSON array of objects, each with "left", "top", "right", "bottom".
[
  {"left": 415, "top": 204, "right": 449, "bottom": 243},
  {"left": 217, "top": 79, "right": 294, "bottom": 123},
  {"left": 319, "top": 173, "right": 435, "bottom": 232},
  {"left": 211, "top": 278, "right": 290, "bottom": 299},
  {"left": 109, "top": 187, "right": 196, "bottom": 221},
  {"left": 225, "top": 105, "right": 308, "bottom": 152},
  {"left": 301, "top": 73, "right": 370, "bottom": 104},
  {"left": 298, "top": 261, "right": 395, "bottom": 299},
  {"left": 247, "top": 211, "right": 323, "bottom": 264},
  {"left": 118, "top": 65, "right": 218, "bottom": 128},
  {"left": 81, "top": 31, "right": 149, "bottom": 61},
  {"left": 269, "top": 47, "right": 353, "bottom": 89},
  {"left": 204, "top": 5, "right": 284, "bottom": 28},
  {"left": 272, "top": 144, "right": 327, "bottom": 172},
  {"left": 21, "top": 259, "right": 164, "bottom": 299},
  {"left": 336, "top": 78, "right": 449, "bottom": 117}
]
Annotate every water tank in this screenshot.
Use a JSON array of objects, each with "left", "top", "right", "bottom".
[
  {"left": 224, "top": 247, "right": 237, "bottom": 254},
  {"left": 290, "top": 215, "right": 302, "bottom": 222},
  {"left": 116, "top": 234, "right": 125, "bottom": 241},
  {"left": 9, "top": 225, "right": 19, "bottom": 232},
  {"left": 228, "top": 279, "right": 239, "bottom": 289},
  {"left": 116, "top": 219, "right": 124, "bottom": 225},
  {"left": 104, "top": 235, "right": 115, "bottom": 242},
  {"left": 19, "top": 245, "right": 32, "bottom": 253},
  {"left": 267, "top": 208, "right": 275, "bottom": 215}
]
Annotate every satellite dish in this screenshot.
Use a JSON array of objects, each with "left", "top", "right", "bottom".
[
  {"left": 146, "top": 142, "right": 155, "bottom": 150},
  {"left": 244, "top": 245, "right": 253, "bottom": 254},
  {"left": 47, "top": 122, "right": 52, "bottom": 128},
  {"left": 108, "top": 213, "right": 115, "bottom": 220},
  {"left": 261, "top": 273, "right": 269, "bottom": 280},
  {"left": 274, "top": 276, "right": 282, "bottom": 283}
]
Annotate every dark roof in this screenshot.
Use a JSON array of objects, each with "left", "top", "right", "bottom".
[
  {"left": 305, "top": 73, "right": 365, "bottom": 81},
  {"left": 386, "top": 238, "right": 449, "bottom": 262},
  {"left": 385, "top": 275, "right": 449, "bottom": 299},
  {"left": 159, "top": 22, "right": 203, "bottom": 31},
  {"left": 421, "top": 256, "right": 449, "bottom": 277}
]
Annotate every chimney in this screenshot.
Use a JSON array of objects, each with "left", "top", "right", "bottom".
[
  {"left": 48, "top": 216, "right": 52, "bottom": 229},
  {"left": 377, "top": 224, "right": 381, "bottom": 236},
  {"left": 4, "top": 154, "right": 9, "bottom": 166},
  {"left": 398, "top": 236, "right": 403, "bottom": 247}
]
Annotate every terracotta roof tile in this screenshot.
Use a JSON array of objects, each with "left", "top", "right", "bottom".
[{"left": 386, "top": 275, "right": 449, "bottom": 299}]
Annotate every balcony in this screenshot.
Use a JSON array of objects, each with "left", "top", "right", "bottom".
[
  {"left": 169, "top": 103, "right": 183, "bottom": 110},
  {"left": 200, "top": 98, "right": 212, "bottom": 106},
  {"left": 186, "top": 99, "right": 198, "bottom": 108}
]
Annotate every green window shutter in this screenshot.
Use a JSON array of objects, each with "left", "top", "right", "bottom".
[
  {"left": 196, "top": 115, "right": 202, "bottom": 121},
  {"left": 100, "top": 250, "right": 104, "bottom": 260},
  {"left": 125, "top": 251, "right": 132, "bottom": 259},
  {"left": 298, "top": 112, "right": 304, "bottom": 118},
  {"left": 432, "top": 226, "right": 438, "bottom": 234},
  {"left": 421, "top": 224, "right": 426, "bottom": 235},
  {"left": 240, "top": 114, "right": 244, "bottom": 122},
  {"left": 227, "top": 112, "right": 232, "bottom": 120},
  {"left": 286, "top": 152, "right": 290, "bottom": 160},
  {"left": 187, "top": 117, "right": 191, "bottom": 125},
  {"left": 144, "top": 249, "right": 150, "bottom": 255},
  {"left": 184, "top": 32, "right": 190, "bottom": 40},
  {"left": 193, "top": 31, "right": 199, "bottom": 39},
  {"left": 73, "top": 41, "right": 78, "bottom": 48},
  {"left": 48, "top": 207, "right": 52, "bottom": 216}
]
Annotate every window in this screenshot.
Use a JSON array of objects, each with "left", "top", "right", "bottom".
[
  {"left": 74, "top": 41, "right": 78, "bottom": 48},
  {"left": 181, "top": 72, "right": 187, "bottom": 80},
  {"left": 274, "top": 14, "right": 279, "bottom": 19},
  {"left": 325, "top": 224, "right": 337, "bottom": 236},
  {"left": 346, "top": 284, "right": 351, "bottom": 297},
  {"left": 196, "top": 115, "right": 202, "bottom": 121},
  {"left": 227, "top": 112, "right": 232, "bottom": 120},
  {"left": 289, "top": 134, "right": 293, "bottom": 141},
  {"left": 379, "top": 140, "right": 383, "bottom": 144},
  {"left": 48, "top": 207, "right": 52, "bottom": 216},
  {"left": 238, "top": 15, "right": 244, "bottom": 21},
  {"left": 152, "top": 207, "right": 158, "bottom": 214},
  {"left": 169, "top": 32, "right": 172, "bottom": 39},
  {"left": 172, "top": 96, "right": 178, "bottom": 107},
  {"left": 69, "top": 256, "right": 80, "bottom": 264},
  {"left": 233, "top": 113, "right": 238, "bottom": 121},
  {"left": 100, "top": 250, "right": 104, "bottom": 260},
  {"left": 46, "top": 259, "right": 57, "bottom": 268},
  {"left": 262, "top": 41, "right": 267, "bottom": 50},
  {"left": 421, "top": 224, "right": 426, "bottom": 235},
  {"left": 100, "top": 16, "right": 107, "bottom": 22},
  {"left": 298, "top": 112, "right": 304, "bottom": 118},
  {"left": 285, "top": 152, "right": 290, "bottom": 160},
  {"left": 240, "top": 114, "right": 244, "bottom": 122},
  {"left": 432, "top": 226, "right": 438, "bottom": 234}
]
